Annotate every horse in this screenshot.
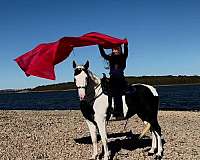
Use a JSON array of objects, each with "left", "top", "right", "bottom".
[{"left": 72, "top": 60, "right": 163, "bottom": 160}]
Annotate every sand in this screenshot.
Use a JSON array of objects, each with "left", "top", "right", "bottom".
[{"left": 0, "top": 110, "right": 199, "bottom": 160}]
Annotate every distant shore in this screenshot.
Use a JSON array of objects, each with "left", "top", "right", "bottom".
[
  {"left": 2, "top": 82, "right": 200, "bottom": 94},
  {"left": 155, "top": 82, "right": 200, "bottom": 87},
  {"left": 2, "top": 75, "right": 200, "bottom": 93},
  {"left": 17, "top": 88, "right": 77, "bottom": 93},
  {"left": 0, "top": 110, "right": 199, "bottom": 159}
]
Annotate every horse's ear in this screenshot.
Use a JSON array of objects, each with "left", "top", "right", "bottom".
[
  {"left": 84, "top": 60, "right": 89, "bottom": 70},
  {"left": 73, "top": 60, "right": 76, "bottom": 69}
]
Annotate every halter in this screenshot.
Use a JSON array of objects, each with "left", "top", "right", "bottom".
[
  {"left": 74, "top": 67, "right": 89, "bottom": 89},
  {"left": 77, "top": 78, "right": 103, "bottom": 102},
  {"left": 77, "top": 86, "right": 86, "bottom": 89},
  {"left": 74, "top": 67, "right": 103, "bottom": 103},
  {"left": 87, "top": 83, "right": 103, "bottom": 104}
]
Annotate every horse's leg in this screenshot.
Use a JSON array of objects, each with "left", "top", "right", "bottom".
[
  {"left": 95, "top": 116, "right": 109, "bottom": 160},
  {"left": 148, "top": 131, "right": 157, "bottom": 156},
  {"left": 152, "top": 121, "right": 163, "bottom": 159},
  {"left": 86, "top": 120, "right": 98, "bottom": 160},
  {"left": 154, "top": 130, "right": 163, "bottom": 159}
]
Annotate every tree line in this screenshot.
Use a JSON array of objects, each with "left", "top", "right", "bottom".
[{"left": 30, "top": 75, "right": 200, "bottom": 91}]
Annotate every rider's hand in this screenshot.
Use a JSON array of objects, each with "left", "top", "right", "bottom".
[
  {"left": 124, "top": 38, "right": 128, "bottom": 45},
  {"left": 98, "top": 45, "right": 104, "bottom": 49}
]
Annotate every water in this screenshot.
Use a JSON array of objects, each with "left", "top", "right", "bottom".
[
  {"left": 157, "top": 84, "right": 200, "bottom": 111},
  {"left": 0, "top": 84, "right": 200, "bottom": 111},
  {"left": 0, "top": 91, "right": 79, "bottom": 110}
]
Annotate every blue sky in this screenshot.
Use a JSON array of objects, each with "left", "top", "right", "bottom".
[{"left": 0, "top": 0, "right": 200, "bottom": 89}]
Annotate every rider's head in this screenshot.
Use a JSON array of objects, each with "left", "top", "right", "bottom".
[{"left": 112, "top": 45, "right": 122, "bottom": 55}]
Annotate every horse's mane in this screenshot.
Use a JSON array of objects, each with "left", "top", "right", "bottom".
[{"left": 87, "top": 70, "right": 101, "bottom": 86}]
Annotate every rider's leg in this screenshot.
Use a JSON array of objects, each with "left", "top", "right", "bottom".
[
  {"left": 110, "top": 75, "right": 124, "bottom": 118},
  {"left": 113, "top": 95, "right": 124, "bottom": 118}
]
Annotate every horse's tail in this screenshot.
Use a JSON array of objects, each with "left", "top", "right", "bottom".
[{"left": 139, "top": 122, "right": 151, "bottom": 139}]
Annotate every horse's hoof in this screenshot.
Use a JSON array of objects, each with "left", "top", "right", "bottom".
[
  {"left": 89, "top": 155, "right": 98, "bottom": 160},
  {"left": 154, "top": 155, "right": 162, "bottom": 160},
  {"left": 89, "top": 158, "right": 97, "bottom": 160},
  {"left": 103, "top": 155, "right": 110, "bottom": 160}
]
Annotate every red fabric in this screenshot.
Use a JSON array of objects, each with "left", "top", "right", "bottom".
[{"left": 15, "top": 32, "right": 128, "bottom": 80}]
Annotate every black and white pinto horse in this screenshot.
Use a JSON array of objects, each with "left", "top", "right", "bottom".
[{"left": 73, "top": 61, "right": 163, "bottom": 160}]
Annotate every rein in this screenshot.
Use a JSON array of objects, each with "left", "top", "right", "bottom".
[
  {"left": 79, "top": 82, "right": 103, "bottom": 104},
  {"left": 77, "top": 86, "right": 86, "bottom": 89},
  {"left": 88, "top": 91, "right": 103, "bottom": 104},
  {"left": 87, "top": 82, "right": 103, "bottom": 104},
  {"left": 74, "top": 68, "right": 104, "bottom": 104},
  {"left": 85, "top": 83, "right": 101, "bottom": 96}
]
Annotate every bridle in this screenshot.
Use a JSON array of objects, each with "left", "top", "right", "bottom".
[
  {"left": 74, "top": 68, "right": 103, "bottom": 103},
  {"left": 87, "top": 82, "right": 103, "bottom": 104},
  {"left": 74, "top": 68, "right": 89, "bottom": 89},
  {"left": 77, "top": 86, "right": 86, "bottom": 89}
]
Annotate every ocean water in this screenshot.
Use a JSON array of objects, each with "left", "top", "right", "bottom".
[
  {"left": 157, "top": 84, "right": 200, "bottom": 111},
  {"left": 0, "top": 84, "right": 200, "bottom": 111},
  {"left": 0, "top": 91, "right": 79, "bottom": 110}
]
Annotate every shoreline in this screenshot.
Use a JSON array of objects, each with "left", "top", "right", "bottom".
[{"left": 0, "top": 108, "right": 199, "bottom": 112}]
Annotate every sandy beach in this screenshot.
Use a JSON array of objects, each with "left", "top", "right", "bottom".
[{"left": 0, "top": 110, "right": 199, "bottom": 160}]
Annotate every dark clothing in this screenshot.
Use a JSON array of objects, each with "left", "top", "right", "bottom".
[
  {"left": 99, "top": 44, "right": 128, "bottom": 76},
  {"left": 99, "top": 44, "right": 128, "bottom": 91},
  {"left": 99, "top": 44, "right": 128, "bottom": 118},
  {"left": 109, "top": 75, "right": 127, "bottom": 96},
  {"left": 109, "top": 74, "right": 127, "bottom": 117}
]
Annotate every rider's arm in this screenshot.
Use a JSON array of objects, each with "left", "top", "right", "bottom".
[
  {"left": 98, "top": 45, "right": 110, "bottom": 60},
  {"left": 124, "top": 43, "right": 128, "bottom": 59}
]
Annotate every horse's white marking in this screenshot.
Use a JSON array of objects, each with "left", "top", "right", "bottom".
[
  {"left": 85, "top": 120, "right": 98, "bottom": 159},
  {"left": 132, "top": 84, "right": 158, "bottom": 96},
  {"left": 74, "top": 71, "right": 88, "bottom": 100},
  {"left": 122, "top": 96, "right": 128, "bottom": 117},
  {"left": 108, "top": 96, "right": 128, "bottom": 117},
  {"left": 93, "top": 94, "right": 108, "bottom": 117},
  {"left": 95, "top": 113, "right": 109, "bottom": 160},
  {"left": 142, "top": 84, "right": 158, "bottom": 96},
  {"left": 76, "top": 65, "right": 85, "bottom": 69},
  {"left": 149, "top": 131, "right": 157, "bottom": 154},
  {"left": 155, "top": 131, "right": 163, "bottom": 156}
]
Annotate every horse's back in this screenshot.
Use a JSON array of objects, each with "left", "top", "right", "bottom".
[
  {"left": 130, "top": 83, "right": 158, "bottom": 97},
  {"left": 125, "top": 84, "right": 159, "bottom": 120}
]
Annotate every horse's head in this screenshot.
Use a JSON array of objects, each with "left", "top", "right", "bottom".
[{"left": 73, "top": 60, "right": 89, "bottom": 101}]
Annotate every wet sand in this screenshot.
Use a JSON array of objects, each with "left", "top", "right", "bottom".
[{"left": 0, "top": 110, "right": 199, "bottom": 159}]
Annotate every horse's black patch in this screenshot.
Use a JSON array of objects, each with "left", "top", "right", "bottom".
[
  {"left": 125, "top": 85, "right": 159, "bottom": 121},
  {"left": 80, "top": 100, "right": 96, "bottom": 125},
  {"left": 74, "top": 68, "right": 88, "bottom": 76},
  {"left": 74, "top": 68, "right": 83, "bottom": 76}
]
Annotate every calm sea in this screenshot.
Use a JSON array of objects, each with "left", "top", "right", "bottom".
[{"left": 0, "top": 84, "right": 200, "bottom": 111}]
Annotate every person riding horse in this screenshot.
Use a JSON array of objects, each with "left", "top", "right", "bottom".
[{"left": 98, "top": 41, "right": 128, "bottom": 119}]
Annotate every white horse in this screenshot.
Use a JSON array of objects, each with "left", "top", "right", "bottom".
[{"left": 73, "top": 60, "right": 163, "bottom": 160}]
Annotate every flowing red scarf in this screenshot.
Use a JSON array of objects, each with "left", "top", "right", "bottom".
[{"left": 15, "top": 32, "right": 128, "bottom": 80}]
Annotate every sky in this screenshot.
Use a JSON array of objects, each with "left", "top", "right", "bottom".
[{"left": 0, "top": 0, "right": 200, "bottom": 89}]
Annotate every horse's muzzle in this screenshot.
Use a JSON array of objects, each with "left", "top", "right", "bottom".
[{"left": 79, "top": 95, "right": 86, "bottom": 101}]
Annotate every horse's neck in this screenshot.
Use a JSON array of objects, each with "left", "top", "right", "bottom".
[{"left": 87, "top": 71, "right": 102, "bottom": 96}]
